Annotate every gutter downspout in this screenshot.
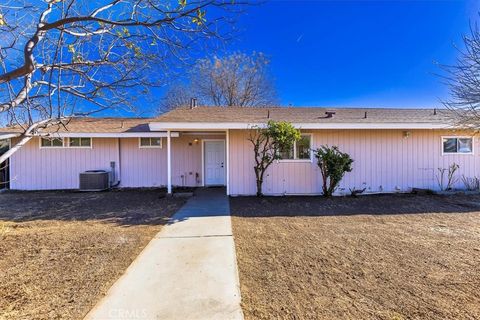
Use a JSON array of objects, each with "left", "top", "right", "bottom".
[{"left": 110, "top": 138, "right": 121, "bottom": 188}]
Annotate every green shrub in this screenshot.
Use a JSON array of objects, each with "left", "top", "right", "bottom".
[{"left": 314, "top": 146, "right": 353, "bottom": 197}]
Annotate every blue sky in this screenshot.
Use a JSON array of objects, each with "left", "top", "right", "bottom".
[
  {"left": 225, "top": 0, "right": 480, "bottom": 109},
  {"left": 115, "top": 0, "right": 480, "bottom": 116},
  {"left": 2, "top": 1, "right": 479, "bottom": 119}
]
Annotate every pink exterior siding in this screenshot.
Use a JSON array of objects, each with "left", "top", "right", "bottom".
[
  {"left": 119, "top": 138, "right": 166, "bottom": 187},
  {"left": 228, "top": 129, "right": 480, "bottom": 195},
  {"left": 10, "top": 137, "right": 119, "bottom": 190},
  {"left": 171, "top": 134, "right": 225, "bottom": 186},
  {"left": 10, "top": 134, "right": 224, "bottom": 190},
  {"left": 10, "top": 129, "right": 479, "bottom": 194}
]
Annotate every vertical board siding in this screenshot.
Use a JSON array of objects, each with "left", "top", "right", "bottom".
[
  {"left": 229, "top": 129, "right": 480, "bottom": 196},
  {"left": 11, "top": 130, "right": 480, "bottom": 193},
  {"left": 119, "top": 138, "right": 166, "bottom": 187},
  {"left": 10, "top": 137, "right": 119, "bottom": 190},
  {"left": 10, "top": 134, "right": 225, "bottom": 190},
  {"left": 228, "top": 130, "right": 257, "bottom": 195}
]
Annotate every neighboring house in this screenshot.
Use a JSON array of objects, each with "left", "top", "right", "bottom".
[{"left": 0, "top": 106, "right": 476, "bottom": 195}]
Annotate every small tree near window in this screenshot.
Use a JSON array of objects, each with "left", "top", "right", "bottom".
[
  {"left": 314, "top": 146, "right": 353, "bottom": 197},
  {"left": 248, "top": 121, "right": 301, "bottom": 196}
]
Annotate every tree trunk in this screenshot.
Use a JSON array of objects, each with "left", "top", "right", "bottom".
[
  {"left": 256, "top": 179, "right": 263, "bottom": 197},
  {"left": 254, "top": 166, "right": 264, "bottom": 197},
  {"left": 320, "top": 165, "right": 329, "bottom": 197},
  {"left": 328, "top": 177, "right": 337, "bottom": 197},
  {"left": 0, "top": 135, "right": 32, "bottom": 165}
]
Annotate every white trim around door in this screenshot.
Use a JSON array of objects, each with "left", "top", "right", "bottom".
[
  {"left": 202, "top": 139, "right": 226, "bottom": 187},
  {"left": 226, "top": 130, "right": 230, "bottom": 195}
]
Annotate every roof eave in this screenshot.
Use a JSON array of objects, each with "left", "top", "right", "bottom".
[
  {"left": 0, "top": 133, "right": 21, "bottom": 140},
  {"left": 41, "top": 132, "right": 180, "bottom": 138}
]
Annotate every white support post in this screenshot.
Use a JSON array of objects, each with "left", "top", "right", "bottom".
[
  {"left": 167, "top": 130, "right": 172, "bottom": 194},
  {"left": 226, "top": 129, "right": 230, "bottom": 195}
]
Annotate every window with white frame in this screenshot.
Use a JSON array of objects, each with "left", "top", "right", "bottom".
[
  {"left": 69, "top": 137, "right": 91, "bottom": 148},
  {"left": 40, "top": 137, "right": 64, "bottom": 148},
  {"left": 442, "top": 137, "right": 473, "bottom": 154},
  {"left": 139, "top": 137, "right": 162, "bottom": 148},
  {"left": 279, "top": 134, "right": 312, "bottom": 160}
]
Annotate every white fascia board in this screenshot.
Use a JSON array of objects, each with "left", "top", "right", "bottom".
[
  {"left": 149, "top": 122, "right": 250, "bottom": 131},
  {"left": 39, "top": 132, "right": 180, "bottom": 138},
  {"left": 149, "top": 122, "right": 454, "bottom": 131},
  {"left": 0, "top": 133, "right": 21, "bottom": 139}
]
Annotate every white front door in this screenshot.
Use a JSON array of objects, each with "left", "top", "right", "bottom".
[{"left": 204, "top": 140, "right": 226, "bottom": 186}]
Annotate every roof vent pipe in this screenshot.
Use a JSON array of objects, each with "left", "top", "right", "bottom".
[
  {"left": 325, "top": 111, "right": 336, "bottom": 118},
  {"left": 433, "top": 108, "right": 437, "bottom": 115},
  {"left": 190, "top": 98, "right": 198, "bottom": 109},
  {"left": 364, "top": 111, "right": 367, "bottom": 119}
]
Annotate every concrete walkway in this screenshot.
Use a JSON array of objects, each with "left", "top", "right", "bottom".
[{"left": 85, "top": 188, "right": 243, "bottom": 320}]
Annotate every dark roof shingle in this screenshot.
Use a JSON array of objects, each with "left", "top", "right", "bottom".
[
  {"left": 0, "top": 117, "right": 152, "bottom": 134},
  {"left": 0, "top": 107, "right": 455, "bottom": 135},
  {"left": 154, "top": 106, "right": 452, "bottom": 124}
]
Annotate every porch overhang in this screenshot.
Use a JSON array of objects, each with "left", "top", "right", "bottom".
[{"left": 163, "top": 129, "right": 230, "bottom": 196}]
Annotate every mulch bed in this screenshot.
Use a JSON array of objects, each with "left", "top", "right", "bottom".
[
  {"left": 0, "top": 189, "right": 185, "bottom": 320},
  {"left": 231, "top": 194, "right": 480, "bottom": 320}
]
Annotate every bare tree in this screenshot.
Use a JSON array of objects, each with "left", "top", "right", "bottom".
[
  {"left": 0, "top": 0, "right": 244, "bottom": 165},
  {"left": 442, "top": 23, "right": 480, "bottom": 128},
  {"left": 158, "top": 82, "right": 192, "bottom": 112},
  {"left": 159, "top": 51, "right": 278, "bottom": 111}
]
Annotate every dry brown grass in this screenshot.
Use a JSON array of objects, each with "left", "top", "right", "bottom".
[
  {"left": 231, "top": 194, "right": 480, "bottom": 320},
  {"left": 0, "top": 189, "right": 185, "bottom": 320}
]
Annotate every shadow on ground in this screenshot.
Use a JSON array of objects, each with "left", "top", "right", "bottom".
[
  {"left": 3, "top": 189, "right": 480, "bottom": 226},
  {"left": 0, "top": 188, "right": 186, "bottom": 226},
  {"left": 230, "top": 193, "right": 480, "bottom": 217}
]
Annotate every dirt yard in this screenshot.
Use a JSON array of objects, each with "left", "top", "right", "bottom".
[
  {"left": 231, "top": 194, "right": 480, "bottom": 320},
  {"left": 0, "top": 189, "right": 185, "bottom": 320}
]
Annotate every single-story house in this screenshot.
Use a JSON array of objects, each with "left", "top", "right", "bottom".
[{"left": 0, "top": 106, "right": 477, "bottom": 195}]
